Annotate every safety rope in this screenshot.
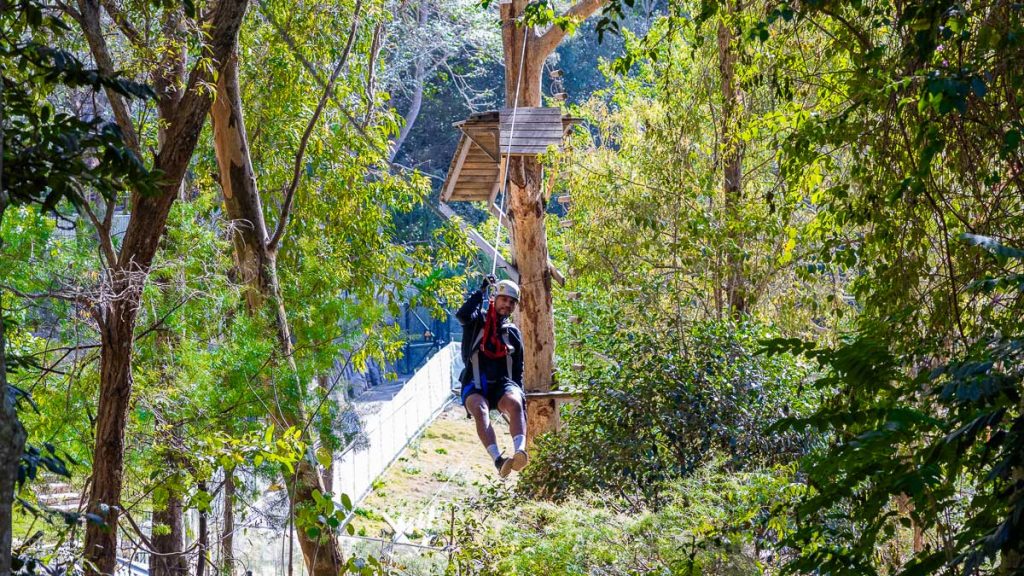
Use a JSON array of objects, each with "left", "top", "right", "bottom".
[{"left": 490, "top": 24, "right": 530, "bottom": 277}]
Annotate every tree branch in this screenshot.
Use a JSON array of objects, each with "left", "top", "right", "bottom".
[
  {"left": 152, "top": 0, "right": 250, "bottom": 201},
  {"left": 533, "top": 0, "right": 608, "bottom": 59},
  {"left": 74, "top": 0, "right": 142, "bottom": 157},
  {"left": 266, "top": 0, "right": 363, "bottom": 252},
  {"left": 100, "top": 0, "right": 145, "bottom": 48},
  {"left": 258, "top": 1, "right": 390, "bottom": 160},
  {"left": 78, "top": 199, "right": 118, "bottom": 268}
]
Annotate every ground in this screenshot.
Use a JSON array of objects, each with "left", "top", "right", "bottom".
[{"left": 344, "top": 403, "right": 517, "bottom": 568}]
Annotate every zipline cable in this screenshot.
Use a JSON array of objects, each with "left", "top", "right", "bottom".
[{"left": 490, "top": 24, "right": 530, "bottom": 278}]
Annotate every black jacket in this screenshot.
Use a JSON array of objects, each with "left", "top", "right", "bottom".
[{"left": 455, "top": 288, "right": 524, "bottom": 386}]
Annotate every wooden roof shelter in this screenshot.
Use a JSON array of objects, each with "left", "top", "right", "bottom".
[
  {"left": 439, "top": 107, "right": 577, "bottom": 285},
  {"left": 441, "top": 108, "right": 577, "bottom": 204}
]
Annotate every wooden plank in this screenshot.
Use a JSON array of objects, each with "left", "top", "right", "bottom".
[
  {"left": 525, "top": 391, "right": 579, "bottom": 401},
  {"left": 500, "top": 131, "right": 564, "bottom": 140},
  {"left": 453, "top": 181, "right": 496, "bottom": 190},
  {"left": 499, "top": 140, "right": 563, "bottom": 149},
  {"left": 502, "top": 119, "right": 565, "bottom": 127},
  {"left": 455, "top": 192, "right": 493, "bottom": 199},
  {"left": 500, "top": 139, "right": 564, "bottom": 147},
  {"left": 450, "top": 195, "right": 492, "bottom": 202},
  {"left": 502, "top": 124, "right": 566, "bottom": 131},
  {"left": 501, "top": 126, "right": 565, "bottom": 135},
  {"left": 501, "top": 127, "right": 565, "bottom": 135},
  {"left": 501, "top": 107, "right": 561, "bottom": 118},
  {"left": 441, "top": 136, "right": 470, "bottom": 202},
  {"left": 500, "top": 134, "right": 565, "bottom": 143},
  {"left": 464, "top": 125, "right": 499, "bottom": 135},
  {"left": 461, "top": 130, "right": 500, "bottom": 162},
  {"left": 499, "top": 143, "right": 557, "bottom": 152},
  {"left": 501, "top": 134, "right": 562, "bottom": 143},
  {"left": 549, "top": 260, "right": 566, "bottom": 286}
]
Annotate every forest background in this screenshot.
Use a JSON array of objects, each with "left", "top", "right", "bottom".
[{"left": 1, "top": 0, "right": 1022, "bottom": 574}]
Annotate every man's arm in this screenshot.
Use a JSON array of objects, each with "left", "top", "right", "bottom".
[
  {"left": 456, "top": 275, "right": 494, "bottom": 326},
  {"left": 455, "top": 289, "right": 484, "bottom": 326}
]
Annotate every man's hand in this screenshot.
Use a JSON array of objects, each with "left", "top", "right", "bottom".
[{"left": 480, "top": 274, "right": 497, "bottom": 292}]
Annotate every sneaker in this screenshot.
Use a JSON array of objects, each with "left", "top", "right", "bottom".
[
  {"left": 511, "top": 449, "right": 529, "bottom": 472},
  {"left": 494, "top": 455, "right": 513, "bottom": 478}
]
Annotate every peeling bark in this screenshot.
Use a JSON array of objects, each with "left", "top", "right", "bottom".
[{"left": 210, "top": 50, "right": 345, "bottom": 576}]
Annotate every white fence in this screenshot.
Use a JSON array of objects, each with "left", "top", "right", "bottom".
[{"left": 332, "top": 342, "right": 461, "bottom": 507}]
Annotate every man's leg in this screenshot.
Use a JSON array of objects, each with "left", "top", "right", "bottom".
[
  {"left": 466, "top": 393, "right": 513, "bottom": 477},
  {"left": 466, "top": 393, "right": 497, "bottom": 450},
  {"left": 498, "top": 391, "right": 529, "bottom": 471}
]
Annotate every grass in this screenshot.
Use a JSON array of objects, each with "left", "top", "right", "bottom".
[{"left": 349, "top": 404, "right": 516, "bottom": 541}]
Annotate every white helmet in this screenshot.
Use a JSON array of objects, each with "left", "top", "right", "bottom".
[{"left": 493, "top": 279, "right": 520, "bottom": 302}]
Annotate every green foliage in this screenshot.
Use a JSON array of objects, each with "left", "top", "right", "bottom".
[
  {"left": 768, "top": 237, "right": 1024, "bottom": 576},
  {"left": 450, "top": 461, "right": 800, "bottom": 575},
  {"left": 0, "top": 2, "right": 154, "bottom": 217},
  {"left": 766, "top": 0, "right": 1024, "bottom": 348},
  {"left": 523, "top": 317, "right": 812, "bottom": 508},
  {"left": 295, "top": 488, "right": 355, "bottom": 541},
  {"left": 555, "top": 13, "right": 845, "bottom": 337}
]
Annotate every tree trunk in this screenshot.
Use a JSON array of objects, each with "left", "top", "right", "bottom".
[
  {"left": 220, "top": 472, "right": 236, "bottom": 576},
  {"left": 717, "top": 4, "right": 746, "bottom": 316},
  {"left": 0, "top": 291, "right": 28, "bottom": 576},
  {"left": 196, "top": 480, "right": 208, "bottom": 576},
  {"left": 389, "top": 59, "right": 426, "bottom": 163},
  {"left": 149, "top": 491, "right": 187, "bottom": 576},
  {"left": 84, "top": 307, "right": 137, "bottom": 576},
  {"left": 389, "top": 4, "right": 429, "bottom": 164},
  {"left": 80, "top": 3, "right": 251, "bottom": 574},
  {"left": 501, "top": 3, "right": 558, "bottom": 442},
  {"left": 1, "top": 83, "right": 27, "bottom": 576},
  {"left": 150, "top": 407, "right": 187, "bottom": 576},
  {"left": 210, "top": 50, "right": 345, "bottom": 576}
]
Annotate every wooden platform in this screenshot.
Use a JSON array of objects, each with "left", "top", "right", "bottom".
[
  {"left": 439, "top": 107, "right": 575, "bottom": 286},
  {"left": 441, "top": 134, "right": 500, "bottom": 203},
  {"left": 500, "top": 107, "right": 564, "bottom": 154},
  {"left": 441, "top": 107, "right": 579, "bottom": 204}
]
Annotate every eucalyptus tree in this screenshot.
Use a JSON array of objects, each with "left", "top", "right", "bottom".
[
  {"left": 498, "top": 0, "right": 607, "bottom": 441},
  {"left": 205, "top": 1, "right": 468, "bottom": 573},
  {"left": 0, "top": 1, "right": 161, "bottom": 572},
  {"left": 43, "top": 1, "right": 252, "bottom": 574}
]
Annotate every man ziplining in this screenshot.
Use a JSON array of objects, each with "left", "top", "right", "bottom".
[{"left": 456, "top": 274, "right": 529, "bottom": 478}]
